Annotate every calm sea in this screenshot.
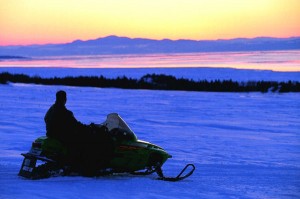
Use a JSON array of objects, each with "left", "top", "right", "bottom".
[
  {"left": 1, "top": 51, "right": 300, "bottom": 71},
  {"left": 0, "top": 51, "right": 299, "bottom": 81}
]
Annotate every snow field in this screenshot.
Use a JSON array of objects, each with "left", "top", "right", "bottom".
[{"left": 0, "top": 83, "right": 299, "bottom": 199}]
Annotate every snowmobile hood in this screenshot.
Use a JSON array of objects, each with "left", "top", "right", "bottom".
[{"left": 137, "top": 140, "right": 172, "bottom": 158}]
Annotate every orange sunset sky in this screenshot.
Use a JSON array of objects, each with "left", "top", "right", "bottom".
[{"left": 1, "top": 0, "right": 300, "bottom": 46}]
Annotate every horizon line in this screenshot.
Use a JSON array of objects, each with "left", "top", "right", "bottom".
[{"left": 1, "top": 35, "right": 300, "bottom": 47}]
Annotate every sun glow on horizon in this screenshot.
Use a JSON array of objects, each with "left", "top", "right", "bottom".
[{"left": 1, "top": 0, "right": 300, "bottom": 46}]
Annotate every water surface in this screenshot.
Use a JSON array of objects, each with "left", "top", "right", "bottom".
[{"left": 1, "top": 51, "right": 299, "bottom": 72}]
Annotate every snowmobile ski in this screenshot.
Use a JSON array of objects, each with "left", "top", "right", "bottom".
[{"left": 156, "top": 164, "right": 195, "bottom": 182}]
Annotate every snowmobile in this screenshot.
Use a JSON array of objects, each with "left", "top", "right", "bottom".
[{"left": 19, "top": 113, "right": 195, "bottom": 181}]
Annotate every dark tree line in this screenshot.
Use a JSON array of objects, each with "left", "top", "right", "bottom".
[{"left": 0, "top": 72, "right": 299, "bottom": 93}]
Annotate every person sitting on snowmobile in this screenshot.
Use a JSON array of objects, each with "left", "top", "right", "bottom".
[
  {"left": 44, "top": 90, "right": 114, "bottom": 176},
  {"left": 44, "top": 90, "right": 89, "bottom": 142}
]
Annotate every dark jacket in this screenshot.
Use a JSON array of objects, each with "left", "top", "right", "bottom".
[{"left": 44, "top": 103, "right": 87, "bottom": 143}]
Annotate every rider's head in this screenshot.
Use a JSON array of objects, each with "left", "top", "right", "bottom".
[{"left": 55, "top": 90, "right": 67, "bottom": 105}]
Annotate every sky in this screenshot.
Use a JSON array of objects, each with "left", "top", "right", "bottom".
[{"left": 1, "top": 0, "right": 300, "bottom": 46}]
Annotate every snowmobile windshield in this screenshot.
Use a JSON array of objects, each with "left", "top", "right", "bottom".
[{"left": 102, "top": 113, "right": 137, "bottom": 140}]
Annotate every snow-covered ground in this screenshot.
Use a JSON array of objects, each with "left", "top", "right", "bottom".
[{"left": 0, "top": 82, "right": 299, "bottom": 199}]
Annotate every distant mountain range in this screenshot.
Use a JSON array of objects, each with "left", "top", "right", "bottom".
[{"left": 0, "top": 35, "right": 299, "bottom": 57}]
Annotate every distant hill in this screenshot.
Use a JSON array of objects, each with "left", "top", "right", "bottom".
[
  {"left": 0, "top": 35, "right": 299, "bottom": 57},
  {"left": 0, "top": 55, "right": 29, "bottom": 60}
]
